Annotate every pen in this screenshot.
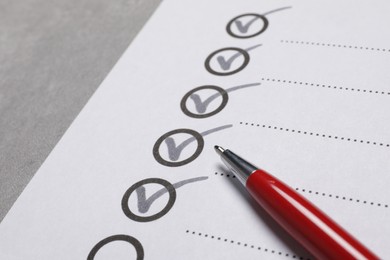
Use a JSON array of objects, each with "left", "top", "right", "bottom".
[{"left": 214, "top": 145, "right": 379, "bottom": 260}]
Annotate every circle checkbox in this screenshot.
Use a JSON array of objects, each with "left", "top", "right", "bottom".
[
  {"left": 121, "top": 178, "right": 177, "bottom": 222},
  {"left": 226, "top": 13, "right": 269, "bottom": 39},
  {"left": 204, "top": 47, "right": 250, "bottom": 76},
  {"left": 153, "top": 129, "right": 204, "bottom": 167},
  {"left": 180, "top": 85, "right": 229, "bottom": 118}
]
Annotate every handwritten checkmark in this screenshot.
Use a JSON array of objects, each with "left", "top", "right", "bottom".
[
  {"left": 164, "top": 124, "right": 232, "bottom": 161},
  {"left": 234, "top": 6, "right": 292, "bottom": 34},
  {"left": 216, "top": 44, "right": 262, "bottom": 71},
  {"left": 189, "top": 83, "right": 260, "bottom": 114},
  {"left": 135, "top": 176, "right": 208, "bottom": 213},
  {"left": 227, "top": 7, "right": 292, "bottom": 39},
  {"left": 234, "top": 17, "right": 259, "bottom": 33}
]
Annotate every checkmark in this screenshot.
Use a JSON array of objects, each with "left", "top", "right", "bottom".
[
  {"left": 234, "top": 16, "right": 259, "bottom": 33},
  {"left": 189, "top": 83, "right": 260, "bottom": 114},
  {"left": 136, "top": 176, "right": 208, "bottom": 213},
  {"left": 216, "top": 44, "right": 262, "bottom": 71},
  {"left": 164, "top": 124, "right": 232, "bottom": 161}
]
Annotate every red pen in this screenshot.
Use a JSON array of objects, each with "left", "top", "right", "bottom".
[{"left": 214, "top": 146, "right": 379, "bottom": 260}]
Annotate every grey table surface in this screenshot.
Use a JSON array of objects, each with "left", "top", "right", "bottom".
[{"left": 0, "top": 0, "right": 162, "bottom": 222}]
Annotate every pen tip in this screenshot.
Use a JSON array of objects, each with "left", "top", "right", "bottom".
[{"left": 214, "top": 145, "right": 225, "bottom": 155}]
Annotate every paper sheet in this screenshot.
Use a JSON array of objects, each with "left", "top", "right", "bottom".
[{"left": 1, "top": 0, "right": 390, "bottom": 259}]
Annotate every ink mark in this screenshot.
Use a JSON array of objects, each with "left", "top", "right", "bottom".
[
  {"left": 226, "top": 7, "right": 291, "bottom": 39},
  {"left": 181, "top": 83, "right": 260, "bottom": 118},
  {"left": 234, "top": 16, "right": 263, "bottom": 34},
  {"left": 137, "top": 177, "right": 208, "bottom": 213},
  {"left": 262, "top": 6, "right": 292, "bottom": 16},
  {"left": 205, "top": 44, "right": 261, "bottom": 76},
  {"left": 153, "top": 125, "right": 233, "bottom": 167},
  {"left": 217, "top": 45, "right": 261, "bottom": 70},
  {"left": 122, "top": 177, "right": 208, "bottom": 222}
]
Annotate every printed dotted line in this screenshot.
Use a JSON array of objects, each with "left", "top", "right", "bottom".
[
  {"left": 281, "top": 40, "right": 390, "bottom": 52},
  {"left": 260, "top": 77, "right": 390, "bottom": 96},
  {"left": 185, "top": 230, "right": 310, "bottom": 260},
  {"left": 214, "top": 172, "right": 236, "bottom": 179},
  {"left": 296, "top": 188, "right": 388, "bottom": 208},
  {"left": 215, "top": 171, "right": 389, "bottom": 209},
  {"left": 239, "top": 122, "right": 390, "bottom": 148}
]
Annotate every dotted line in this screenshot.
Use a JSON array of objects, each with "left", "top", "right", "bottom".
[
  {"left": 281, "top": 40, "right": 390, "bottom": 52},
  {"left": 260, "top": 77, "right": 390, "bottom": 96},
  {"left": 239, "top": 122, "right": 390, "bottom": 148},
  {"left": 296, "top": 188, "right": 388, "bottom": 208},
  {"left": 214, "top": 172, "right": 236, "bottom": 179},
  {"left": 185, "top": 230, "right": 310, "bottom": 260},
  {"left": 215, "top": 172, "right": 388, "bottom": 208}
]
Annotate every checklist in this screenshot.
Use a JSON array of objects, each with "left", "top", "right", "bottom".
[{"left": 1, "top": 0, "right": 389, "bottom": 259}]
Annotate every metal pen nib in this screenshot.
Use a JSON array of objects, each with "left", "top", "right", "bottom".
[
  {"left": 214, "top": 145, "right": 225, "bottom": 155},
  {"left": 214, "top": 145, "right": 257, "bottom": 185}
]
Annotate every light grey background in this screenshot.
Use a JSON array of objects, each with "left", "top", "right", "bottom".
[{"left": 0, "top": 0, "right": 162, "bottom": 222}]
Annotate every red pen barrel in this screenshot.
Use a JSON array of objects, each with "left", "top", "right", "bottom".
[{"left": 246, "top": 169, "right": 379, "bottom": 260}]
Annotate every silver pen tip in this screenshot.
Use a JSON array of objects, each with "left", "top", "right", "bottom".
[{"left": 214, "top": 145, "right": 225, "bottom": 155}]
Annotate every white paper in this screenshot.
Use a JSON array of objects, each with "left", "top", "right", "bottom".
[{"left": 1, "top": 0, "right": 390, "bottom": 259}]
